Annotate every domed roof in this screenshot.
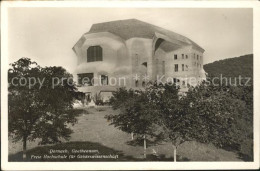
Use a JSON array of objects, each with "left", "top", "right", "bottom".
[{"left": 73, "top": 19, "right": 204, "bottom": 52}]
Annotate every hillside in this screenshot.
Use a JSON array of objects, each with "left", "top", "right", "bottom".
[{"left": 203, "top": 54, "right": 253, "bottom": 79}]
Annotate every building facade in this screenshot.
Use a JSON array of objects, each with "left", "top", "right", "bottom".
[{"left": 72, "top": 19, "right": 206, "bottom": 102}]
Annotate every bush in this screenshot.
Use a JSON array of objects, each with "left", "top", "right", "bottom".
[{"left": 93, "top": 93, "right": 104, "bottom": 106}]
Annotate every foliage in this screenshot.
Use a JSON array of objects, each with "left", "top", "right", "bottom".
[
  {"left": 107, "top": 78, "right": 253, "bottom": 160},
  {"left": 93, "top": 93, "right": 104, "bottom": 106},
  {"left": 149, "top": 83, "right": 199, "bottom": 147},
  {"left": 8, "top": 57, "right": 80, "bottom": 158},
  {"left": 204, "top": 54, "right": 253, "bottom": 79},
  {"left": 203, "top": 54, "right": 253, "bottom": 160},
  {"left": 106, "top": 87, "right": 159, "bottom": 137}
]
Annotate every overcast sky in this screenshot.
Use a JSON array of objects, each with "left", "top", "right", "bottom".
[{"left": 8, "top": 8, "right": 253, "bottom": 73}]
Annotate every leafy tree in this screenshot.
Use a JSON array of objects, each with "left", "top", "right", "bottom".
[
  {"left": 204, "top": 54, "right": 253, "bottom": 160},
  {"left": 107, "top": 80, "right": 253, "bottom": 161},
  {"left": 146, "top": 83, "right": 201, "bottom": 162},
  {"left": 149, "top": 80, "right": 253, "bottom": 161},
  {"left": 8, "top": 58, "right": 80, "bottom": 159},
  {"left": 106, "top": 87, "right": 159, "bottom": 158},
  {"left": 185, "top": 80, "right": 253, "bottom": 160}
]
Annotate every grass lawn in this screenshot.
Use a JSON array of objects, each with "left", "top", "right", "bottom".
[{"left": 9, "top": 106, "right": 243, "bottom": 161}]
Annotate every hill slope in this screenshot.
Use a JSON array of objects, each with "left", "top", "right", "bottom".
[{"left": 203, "top": 54, "right": 253, "bottom": 79}]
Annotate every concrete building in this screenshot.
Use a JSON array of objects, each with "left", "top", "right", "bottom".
[{"left": 72, "top": 19, "right": 206, "bottom": 102}]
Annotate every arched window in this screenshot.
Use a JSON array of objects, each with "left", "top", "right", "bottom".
[{"left": 87, "top": 46, "right": 103, "bottom": 62}]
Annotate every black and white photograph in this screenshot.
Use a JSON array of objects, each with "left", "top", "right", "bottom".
[{"left": 1, "top": 1, "right": 259, "bottom": 170}]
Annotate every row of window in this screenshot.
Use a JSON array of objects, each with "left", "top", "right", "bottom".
[
  {"left": 86, "top": 46, "right": 203, "bottom": 65},
  {"left": 193, "top": 53, "right": 202, "bottom": 61},
  {"left": 77, "top": 73, "right": 108, "bottom": 86},
  {"left": 194, "top": 62, "right": 202, "bottom": 68},
  {"left": 174, "top": 54, "right": 189, "bottom": 60},
  {"left": 174, "top": 64, "right": 189, "bottom": 72},
  {"left": 174, "top": 54, "right": 202, "bottom": 61},
  {"left": 135, "top": 79, "right": 183, "bottom": 87}
]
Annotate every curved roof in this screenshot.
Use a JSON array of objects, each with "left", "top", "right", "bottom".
[{"left": 86, "top": 19, "right": 204, "bottom": 51}]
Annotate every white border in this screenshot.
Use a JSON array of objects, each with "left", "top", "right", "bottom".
[{"left": 1, "top": 1, "right": 260, "bottom": 170}]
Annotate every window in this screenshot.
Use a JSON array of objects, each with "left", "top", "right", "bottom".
[
  {"left": 135, "top": 80, "right": 139, "bottom": 87},
  {"left": 142, "top": 62, "right": 147, "bottom": 67},
  {"left": 173, "top": 78, "right": 180, "bottom": 83},
  {"left": 174, "top": 64, "right": 178, "bottom": 72},
  {"left": 156, "top": 59, "right": 159, "bottom": 74},
  {"left": 162, "top": 61, "right": 165, "bottom": 75},
  {"left": 197, "top": 55, "right": 199, "bottom": 60},
  {"left": 78, "top": 73, "right": 94, "bottom": 86},
  {"left": 101, "top": 75, "right": 108, "bottom": 85},
  {"left": 185, "top": 65, "right": 189, "bottom": 71},
  {"left": 194, "top": 53, "right": 195, "bottom": 59},
  {"left": 174, "top": 54, "right": 177, "bottom": 60},
  {"left": 135, "top": 54, "right": 139, "bottom": 65},
  {"left": 186, "top": 55, "right": 188, "bottom": 59},
  {"left": 142, "top": 81, "right": 146, "bottom": 87},
  {"left": 182, "top": 54, "right": 184, "bottom": 59},
  {"left": 87, "top": 46, "right": 102, "bottom": 62},
  {"left": 182, "top": 64, "right": 184, "bottom": 71}
]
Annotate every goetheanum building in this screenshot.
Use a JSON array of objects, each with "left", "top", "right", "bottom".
[{"left": 72, "top": 19, "right": 206, "bottom": 102}]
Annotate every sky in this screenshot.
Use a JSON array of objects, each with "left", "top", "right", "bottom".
[{"left": 8, "top": 8, "right": 253, "bottom": 73}]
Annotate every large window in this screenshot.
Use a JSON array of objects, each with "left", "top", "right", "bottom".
[
  {"left": 174, "top": 64, "right": 178, "bottom": 72},
  {"left": 87, "top": 46, "right": 103, "bottom": 62},
  {"left": 174, "top": 54, "right": 178, "bottom": 60},
  {"left": 78, "top": 73, "right": 94, "bottom": 86}
]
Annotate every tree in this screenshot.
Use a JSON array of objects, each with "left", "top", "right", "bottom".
[
  {"left": 184, "top": 80, "right": 253, "bottom": 160},
  {"left": 106, "top": 87, "right": 159, "bottom": 158},
  {"left": 204, "top": 54, "right": 253, "bottom": 160},
  {"left": 107, "top": 79, "right": 253, "bottom": 161},
  {"left": 107, "top": 83, "right": 201, "bottom": 161},
  {"left": 8, "top": 58, "right": 80, "bottom": 159},
  {"left": 146, "top": 83, "right": 199, "bottom": 162}
]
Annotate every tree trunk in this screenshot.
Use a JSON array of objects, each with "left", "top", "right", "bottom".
[
  {"left": 172, "top": 144, "right": 177, "bottom": 162},
  {"left": 131, "top": 132, "right": 134, "bottom": 140},
  {"left": 143, "top": 135, "right": 146, "bottom": 159},
  {"left": 23, "top": 136, "right": 27, "bottom": 160}
]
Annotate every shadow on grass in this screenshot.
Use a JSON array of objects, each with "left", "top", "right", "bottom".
[
  {"left": 141, "top": 154, "right": 190, "bottom": 161},
  {"left": 221, "top": 144, "right": 253, "bottom": 161},
  {"left": 237, "top": 152, "right": 253, "bottom": 161},
  {"left": 126, "top": 138, "right": 190, "bottom": 161},
  {"left": 71, "top": 108, "right": 90, "bottom": 115},
  {"left": 126, "top": 136, "right": 164, "bottom": 148}
]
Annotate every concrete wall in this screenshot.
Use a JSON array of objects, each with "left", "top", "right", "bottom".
[
  {"left": 73, "top": 32, "right": 132, "bottom": 90},
  {"left": 155, "top": 45, "right": 205, "bottom": 87},
  {"left": 73, "top": 31, "right": 206, "bottom": 99},
  {"left": 125, "top": 38, "right": 153, "bottom": 87}
]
